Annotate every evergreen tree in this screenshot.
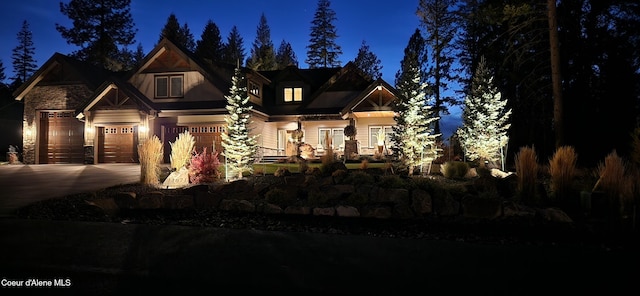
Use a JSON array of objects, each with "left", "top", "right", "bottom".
[
  {"left": 306, "top": 0, "right": 342, "bottom": 68},
  {"left": 353, "top": 40, "right": 382, "bottom": 80},
  {"left": 417, "top": 0, "right": 461, "bottom": 138},
  {"left": 457, "top": 56, "right": 512, "bottom": 167},
  {"left": 246, "top": 13, "right": 276, "bottom": 70},
  {"left": 393, "top": 30, "right": 439, "bottom": 175},
  {"left": 158, "top": 13, "right": 181, "bottom": 44},
  {"left": 56, "top": 0, "right": 136, "bottom": 71},
  {"left": 158, "top": 14, "right": 195, "bottom": 51},
  {"left": 222, "top": 26, "right": 245, "bottom": 66},
  {"left": 221, "top": 67, "right": 258, "bottom": 179},
  {"left": 275, "top": 39, "right": 298, "bottom": 69},
  {"left": 180, "top": 23, "right": 196, "bottom": 52},
  {"left": 12, "top": 20, "right": 37, "bottom": 83},
  {"left": 133, "top": 43, "right": 145, "bottom": 66},
  {"left": 0, "top": 59, "right": 7, "bottom": 87},
  {"left": 195, "top": 20, "right": 224, "bottom": 63}
]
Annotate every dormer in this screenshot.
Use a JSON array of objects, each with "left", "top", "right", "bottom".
[
  {"left": 277, "top": 81, "right": 309, "bottom": 104},
  {"left": 246, "top": 70, "right": 270, "bottom": 106}
]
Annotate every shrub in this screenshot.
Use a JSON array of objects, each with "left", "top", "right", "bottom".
[
  {"left": 265, "top": 188, "right": 294, "bottom": 206},
  {"left": 377, "top": 175, "right": 407, "bottom": 189},
  {"left": 549, "top": 146, "right": 577, "bottom": 205},
  {"left": 138, "top": 136, "right": 163, "bottom": 185},
  {"left": 188, "top": 147, "right": 221, "bottom": 184},
  {"left": 297, "top": 158, "right": 309, "bottom": 174},
  {"left": 169, "top": 131, "right": 195, "bottom": 171},
  {"left": 332, "top": 169, "right": 348, "bottom": 184},
  {"left": 274, "top": 167, "right": 291, "bottom": 177},
  {"left": 515, "top": 146, "right": 538, "bottom": 205},
  {"left": 441, "top": 161, "right": 469, "bottom": 179},
  {"left": 344, "top": 170, "right": 375, "bottom": 186}
]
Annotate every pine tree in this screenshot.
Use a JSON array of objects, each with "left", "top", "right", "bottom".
[
  {"left": 158, "top": 14, "right": 181, "bottom": 44},
  {"left": 56, "top": 0, "right": 136, "bottom": 71},
  {"left": 133, "top": 43, "right": 145, "bottom": 66},
  {"left": 221, "top": 67, "right": 258, "bottom": 179},
  {"left": 195, "top": 20, "right": 224, "bottom": 63},
  {"left": 246, "top": 13, "right": 276, "bottom": 70},
  {"left": 222, "top": 26, "right": 246, "bottom": 66},
  {"left": 12, "top": 20, "right": 37, "bottom": 83},
  {"left": 158, "top": 14, "right": 195, "bottom": 51},
  {"left": 457, "top": 56, "right": 512, "bottom": 167},
  {"left": 393, "top": 30, "right": 439, "bottom": 175},
  {"left": 275, "top": 39, "right": 299, "bottom": 69},
  {"left": 353, "top": 40, "right": 382, "bottom": 80},
  {"left": 306, "top": 0, "right": 342, "bottom": 68},
  {"left": 0, "top": 59, "right": 7, "bottom": 87},
  {"left": 418, "top": 0, "right": 461, "bottom": 138}
]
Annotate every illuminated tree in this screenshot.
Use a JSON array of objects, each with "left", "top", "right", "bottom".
[
  {"left": 457, "top": 56, "right": 511, "bottom": 167},
  {"left": 221, "top": 67, "right": 258, "bottom": 179},
  {"left": 393, "top": 30, "right": 439, "bottom": 175}
]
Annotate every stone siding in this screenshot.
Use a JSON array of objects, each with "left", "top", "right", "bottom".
[{"left": 22, "top": 84, "right": 94, "bottom": 164}]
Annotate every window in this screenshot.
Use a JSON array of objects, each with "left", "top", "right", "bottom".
[
  {"left": 249, "top": 80, "right": 260, "bottom": 97},
  {"left": 155, "top": 75, "right": 183, "bottom": 98},
  {"left": 284, "top": 87, "right": 303, "bottom": 102},
  {"left": 318, "top": 128, "right": 344, "bottom": 150},
  {"left": 369, "top": 126, "right": 394, "bottom": 147}
]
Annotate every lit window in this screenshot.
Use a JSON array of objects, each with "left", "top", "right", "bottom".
[
  {"left": 249, "top": 81, "right": 260, "bottom": 96},
  {"left": 369, "top": 126, "right": 394, "bottom": 147},
  {"left": 284, "top": 87, "right": 302, "bottom": 102},
  {"left": 318, "top": 128, "right": 344, "bottom": 150},
  {"left": 155, "top": 75, "right": 183, "bottom": 98}
]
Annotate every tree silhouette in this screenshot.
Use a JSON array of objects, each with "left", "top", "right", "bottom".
[
  {"left": 12, "top": 20, "right": 37, "bottom": 83},
  {"left": 306, "top": 0, "right": 342, "bottom": 68},
  {"left": 275, "top": 40, "right": 299, "bottom": 69},
  {"left": 246, "top": 13, "right": 276, "bottom": 70},
  {"left": 353, "top": 40, "right": 382, "bottom": 80},
  {"left": 195, "top": 20, "right": 224, "bottom": 63},
  {"left": 56, "top": 0, "right": 136, "bottom": 71}
]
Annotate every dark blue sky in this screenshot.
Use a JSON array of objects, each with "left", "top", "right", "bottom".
[{"left": 0, "top": 0, "right": 461, "bottom": 138}]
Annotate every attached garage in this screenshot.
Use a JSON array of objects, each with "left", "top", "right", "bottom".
[
  {"left": 38, "top": 111, "right": 84, "bottom": 164},
  {"left": 97, "top": 125, "right": 137, "bottom": 163},
  {"left": 162, "top": 124, "right": 224, "bottom": 163}
]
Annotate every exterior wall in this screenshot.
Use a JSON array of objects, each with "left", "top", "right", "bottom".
[
  {"left": 22, "top": 84, "right": 94, "bottom": 164},
  {"left": 129, "top": 71, "right": 224, "bottom": 102},
  {"left": 354, "top": 116, "right": 396, "bottom": 155},
  {"left": 301, "top": 120, "right": 350, "bottom": 149}
]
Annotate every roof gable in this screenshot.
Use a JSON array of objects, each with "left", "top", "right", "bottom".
[{"left": 13, "top": 53, "right": 112, "bottom": 101}]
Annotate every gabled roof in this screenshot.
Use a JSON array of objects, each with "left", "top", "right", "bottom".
[
  {"left": 340, "top": 78, "right": 400, "bottom": 117},
  {"left": 79, "top": 76, "right": 155, "bottom": 113},
  {"left": 131, "top": 37, "right": 234, "bottom": 96},
  {"left": 13, "top": 53, "right": 113, "bottom": 101}
]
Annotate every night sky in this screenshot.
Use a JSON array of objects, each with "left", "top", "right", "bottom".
[{"left": 0, "top": 0, "right": 461, "bottom": 138}]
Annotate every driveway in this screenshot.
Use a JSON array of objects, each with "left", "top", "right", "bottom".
[{"left": 0, "top": 164, "right": 140, "bottom": 217}]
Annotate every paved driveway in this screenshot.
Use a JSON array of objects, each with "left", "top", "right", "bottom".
[{"left": 0, "top": 164, "right": 140, "bottom": 217}]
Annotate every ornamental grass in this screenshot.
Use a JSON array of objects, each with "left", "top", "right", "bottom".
[{"left": 138, "top": 135, "right": 163, "bottom": 185}]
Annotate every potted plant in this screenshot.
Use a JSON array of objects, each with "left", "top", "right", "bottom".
[{"left": 343, "top": 124, "right": 358, "bottom": 160}]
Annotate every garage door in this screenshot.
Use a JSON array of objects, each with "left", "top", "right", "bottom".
[
  {"left": 38, "top": 111, "right": 84, "bottom": 164},
  {"left": 163, "top": 125, "right": 224, "bottom": 163},
  {"left": 98, "top": 126, "right": 137, "bottom": 163}
]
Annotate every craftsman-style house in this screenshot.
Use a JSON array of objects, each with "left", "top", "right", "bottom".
[{"left": 13, "top": 38, "right": 400, "bottom": 164}]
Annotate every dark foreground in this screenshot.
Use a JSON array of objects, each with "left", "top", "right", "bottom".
[{"left": 0, "top": 217, "right": 637, "bottom": 295}]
